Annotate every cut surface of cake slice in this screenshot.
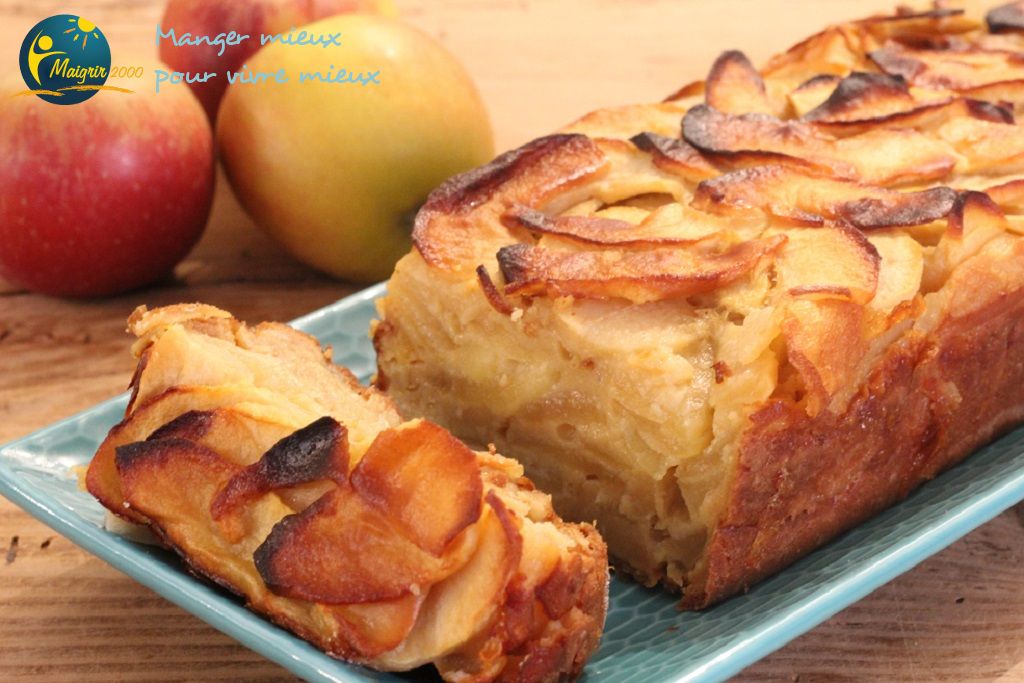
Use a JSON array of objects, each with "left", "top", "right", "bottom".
[
  {"left": 374, "top": 2, "right": 1024, "bottom": 607},
  {"left": 86, "top": 304, "right": 607, "bottom": 681}
]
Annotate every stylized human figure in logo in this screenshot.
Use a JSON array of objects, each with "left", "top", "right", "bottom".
[
  {"left": 19, "top": 14, "right": 112, "bottom": 104},
  {"left": 26, "top": 32, "right": 65, "bottom": 86}
]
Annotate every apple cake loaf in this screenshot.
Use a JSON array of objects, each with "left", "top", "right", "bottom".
[
  {"left": 374, "top": 2, "right": 1024, "bottom": 608},
  {"left": 86, "top": 305, "right": 607, "bottom": 681}
]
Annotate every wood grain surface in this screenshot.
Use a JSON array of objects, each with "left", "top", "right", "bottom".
[{"left": 1, "top": 1, "right": 1022, "bottom": 681}]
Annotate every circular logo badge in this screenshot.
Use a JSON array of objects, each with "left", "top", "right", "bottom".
[{"left": 19, "top": 14, "right": 111, "bottom": 105}]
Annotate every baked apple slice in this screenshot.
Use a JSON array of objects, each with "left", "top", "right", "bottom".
[
  {"left": 788, "top": 75, "right": 842, "bottom": 118},
  {"left": 865, "top": 230, "right": 924, "bottom": 316},
  {"left": 810, "top": 96, "right": 1012, "bottom": 137},
  {"left": 982, "top": 178, "right": 1024, "bottom": 214},
  {"left": 869, "top": 41, "right": 1024, "bottom": 90},
  {"left": 112, "top": 418, "right": 428, "bottom": 662},
  {"left": 87, "top": 387, "right": 305, "bottom": 522},
  {"left": 771, "top": 225, "right": 880, "bottom": 304},
  {"left": 116, "top": 436, "right": 286, "bottom": 597},
  {"left": 629, "top": 131, "right": 719, "bottom": 182},
  {"left": 504, "top": 204, "right": 728, "bottom": 247},
  {"left": 211, "top": 415, "right": 349, "bottom": 542},
  {"left": 705, "top": 50, "right": 774, "bottom": 115},
  {"left": 682, "top": 103, "right": 957, "bottom": 185},
  {"left": 782, "top": 298, "right": 867, "bottom": 416},
  {"left": 351, "top": 420, "right": 483, "bottom": 556},
  {"left": 254, "top": 484, "right": 476, "bottom": 605},
  {"left": 802, "top": 71, "right": 916, "bottom": 123},
  {"left": 373, "top": 495, "right": 521, "bottom": 671},
  {"left": 925, "top": 191, "right": 1009, "bottom": 290},
  {"left": 693, "top": 164, "right": 957, "bottom": 228},
  {"left": 496, "top": 236, "right": 786, "bottom": 303}
]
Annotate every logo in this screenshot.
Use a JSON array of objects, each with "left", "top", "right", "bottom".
[{"left": 19, "top": 14, "right": 111, "bottom": 104}]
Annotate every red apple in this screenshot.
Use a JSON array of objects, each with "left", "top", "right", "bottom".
[
  {"left": 0, "top": 66, "right": 214, "bottom": 298},
  {"left": 158, "top": 0, "right": 395, "bottom": 120}
]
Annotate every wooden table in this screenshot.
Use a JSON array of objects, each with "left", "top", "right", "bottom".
[{"left": 2, "top": 1, "right": 1022, "bottom": 680}]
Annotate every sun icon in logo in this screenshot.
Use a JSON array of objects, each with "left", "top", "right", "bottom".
[{"left": 64, "top": 16, "right": 100, "bottom": 49}]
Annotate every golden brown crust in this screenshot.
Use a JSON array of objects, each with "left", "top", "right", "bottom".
[{"left": 685, "top": 266, "right": 1024, "bottom": 607}]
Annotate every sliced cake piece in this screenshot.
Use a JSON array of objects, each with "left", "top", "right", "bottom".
[{"left": 86, "top": 305, "right": 607, "bottom": 682}]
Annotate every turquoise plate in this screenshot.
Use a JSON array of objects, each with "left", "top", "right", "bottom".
[{"left": 2, "top": 283, "right": 1023, "bottom": 682}]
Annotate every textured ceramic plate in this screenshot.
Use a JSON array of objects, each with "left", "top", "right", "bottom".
[{"left": 2, "top": 282, "right": 1024, "bottom": 683}]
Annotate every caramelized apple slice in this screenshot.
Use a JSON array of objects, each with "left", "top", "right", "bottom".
[
  {"left": 504, "top": 207, "right": 633, "bottom": 245},
  {"left": 947, "top": 190, "right": 1009, "bottom": 240},
  {"left": 960, "top": 79, "right": 1024, "bottom": 114},
  {"left": 988, "top": 1, "right": 1024, "bottom": 32},
  {"left": 115, "top": 426, "right": 440, "bottom": 661},
  {"left": 496, "top": 235, "right": 786, "bottom": 304},
  {"left": 352, "top": 420, "right": 483, "bottom": 557},
  {"left": 705, "top": 50, "right": 774, "bottom": 115},
  {"left": 629, "top": 132, "right": 719, "bottom": 182},
  {"left": 254, "top": 485, "right": 473, "bottom": 605},
  {"left": 117, "top": 438, "right": 237, "bottom": 524},
  {"left": 115, "top": 437, "right": 290, "bottom": 598},
  {"left": 693, "top": 165, "right": 957, "bottom": 227},
  {"left": 212, "top": 417, "right": 348, "bottom": 520},
  {"left": 154, "top": 408, "right": 332, "bottom": 522},
  {"left": 476, "top": 265, "right": 515, "bottom": 316},
  {"left": 256, "top": 420, "right": 483, "bottom": 603},
  {"left": 810, "top": 96, "right": 1013, "bottom": 137},
  {"left": 87, "top": 387, "right": 305, "bottom": 522},
  {"left": 682, "top": 104, "right": 956, "bottom": 185},
  {"left": 326, "top": 593, "right": 425, "bottom": 660},
  {"left": 413, "top": 134, "right": 609, "bottom": 269},
  {"left": 788, "top": 75, "right": 841, "bottom": 118},
  {"left": 683, "top": 104, "right": 841, "bottom": 175},
  {"left": 375, "top": 494, "right": 521, "bottom": 671},
  {"left": 869, "top": 42, "right": 1024, "bottom": 90},
  {"left": 146, "top": 407, "right": 298, "bottom": 467},
  {"left": 211, "top": 416, "right": 349, "bottom": 541},
  {"left": 126, "top": 303, "right": 234, "bottom": 362},
  {"left": 772, "top": 226, "right": 880, "bottom": 304},
  {"left": 803, "top": 72, "right": 914, "bottom": 123},
  {"left": 503, "top": 205, "right": 722, "bottom": 247}
]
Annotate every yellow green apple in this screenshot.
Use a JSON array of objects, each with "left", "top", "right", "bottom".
[{"left": 217, "top": 14, "right": 494, "bottom": 282}]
